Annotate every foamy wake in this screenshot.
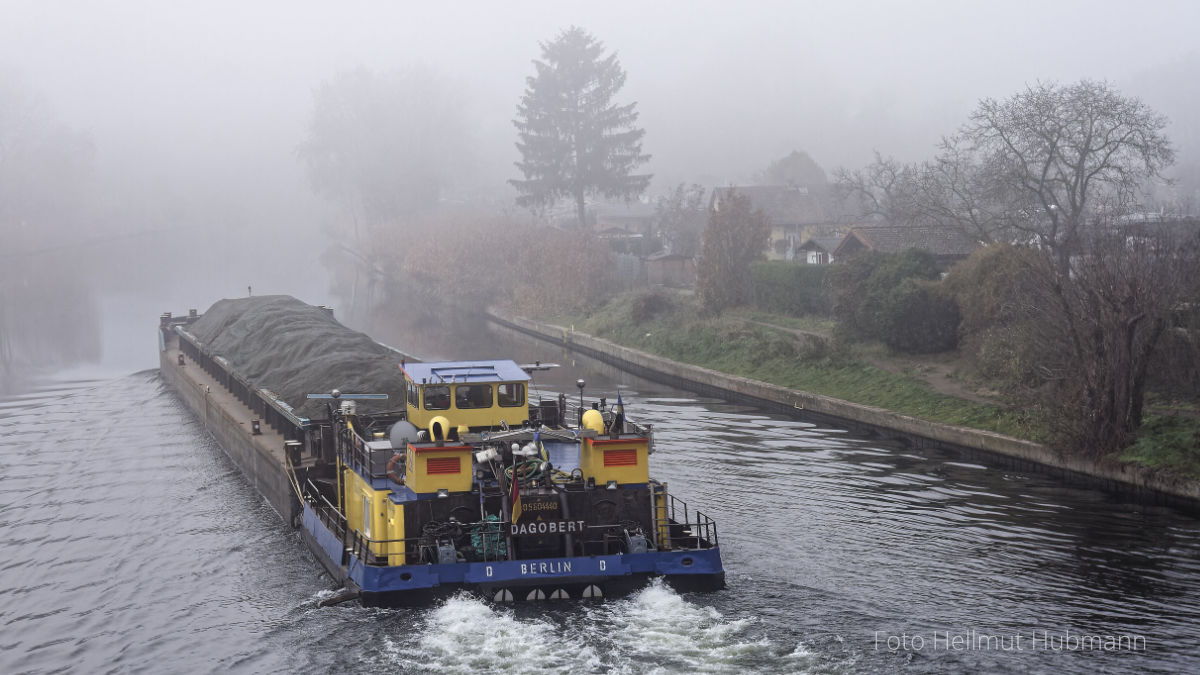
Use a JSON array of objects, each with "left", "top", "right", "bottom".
[
  {"left": 383, "top": 594, "right": 600, "bottom": 673},
  {"left": 579, "top": 580, "right": 780, "bottom": 674},
  {"left": 382, "top": 581, "right": 817, "bottom": 674}
]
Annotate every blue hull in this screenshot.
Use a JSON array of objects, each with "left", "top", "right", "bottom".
[{"left": 301, "top": 503, "right": 724, "bottom": 605}]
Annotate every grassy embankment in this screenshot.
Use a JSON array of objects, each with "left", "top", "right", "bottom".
[
  {"left": 547, "top": 291, "right": 1200, "bottom": 479},
  {"left": 548, "top": 291, "right": 1041, "bottom": 441},
  {"left": 1120, "top": 415, "right": 1200, "bottom": 479}
]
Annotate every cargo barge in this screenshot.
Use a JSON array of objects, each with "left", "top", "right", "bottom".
[{"left": 159, "top": 297, "right": 724, "bottom": 605}]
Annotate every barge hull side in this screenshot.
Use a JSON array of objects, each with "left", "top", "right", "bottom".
[{"left": 159, "top": 336, "right": 300, "bottom": 524}]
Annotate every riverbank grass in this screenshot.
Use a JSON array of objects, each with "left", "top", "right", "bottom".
[
  {"left": 559, "top": 291, "right": 1039, "bottom": 440},
  {"left": 1120, "top": 415, "right": 1200, "bottom": 479}
]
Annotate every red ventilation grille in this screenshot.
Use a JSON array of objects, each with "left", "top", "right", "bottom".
[
  {"left": 427, "top": 457, "right": 461, "bottom": 474},
  {"left": 603, "top": 449, "right": 638, "bottom": 467}
]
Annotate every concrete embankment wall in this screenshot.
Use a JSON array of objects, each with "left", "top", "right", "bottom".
[
  {"left": 159, "top": 344, "right": 300, "bottom": 524},
  {"left": 489, "top": 312, "right": 1200, "bottom": 510}
]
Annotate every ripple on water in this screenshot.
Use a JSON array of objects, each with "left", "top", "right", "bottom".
[{"left": 2, "top": 365, "right": 1200, "bottom": 674}]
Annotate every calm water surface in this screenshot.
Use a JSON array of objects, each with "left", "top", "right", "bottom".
[{"left": 1, "top": 321, "right": 1198, "bottom": 674}]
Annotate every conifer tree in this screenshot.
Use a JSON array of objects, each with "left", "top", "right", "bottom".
[{"left": 511, "top": 27, "right": 651, "bottom": 227}]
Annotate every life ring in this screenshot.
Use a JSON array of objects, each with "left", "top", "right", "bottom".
[{"left": 386, "top": 453, "right": 405, "bottom": 484}]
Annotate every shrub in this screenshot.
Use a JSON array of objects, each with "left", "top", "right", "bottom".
[
  {"left": 831, "top": 249, "right": 954, "bottom": 353},
  {"left": 878, "top": 279, "right": 960, "bottom": 353},
  {"left": 750, "top": 261, "right": 833, "bottom": 316},
  {"left": 941, "top": 244, "right": 1053, "bottom": 387},
  {"left": 630, "top": 290, "right": 672, "bottom": 323}
]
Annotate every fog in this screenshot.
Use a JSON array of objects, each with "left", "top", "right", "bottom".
[{"left": 2, "top": 0, "right": 1199, "bottom": 377}]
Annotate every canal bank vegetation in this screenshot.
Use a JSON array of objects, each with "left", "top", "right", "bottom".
[
  {"left": 381, "top": 210, "right": 1198, "bottom": 481},
  {"left": 553, "top": 288, "right": 1041, "bottom": 440},
  {"left": 1120, "top": 415, "right": 1200, "bottom": 479},
  {"left": 540, "top": 232, "right": 1199, "bottom": 476},
  {"left": 822, "top": 81, "right": 1200, "bottom": 476}
]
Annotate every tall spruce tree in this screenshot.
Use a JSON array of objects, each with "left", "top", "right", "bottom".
[{"left": 511, "top": 27, "right": 651, "bottom": 227}]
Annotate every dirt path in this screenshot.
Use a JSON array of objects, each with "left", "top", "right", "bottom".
[{"left": 745, "top": 319, "right": 1005, "bottom": 408}]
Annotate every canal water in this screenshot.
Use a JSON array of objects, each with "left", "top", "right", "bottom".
[{"left": 1, "top": 311, "right": 1198, "bottom": 674}]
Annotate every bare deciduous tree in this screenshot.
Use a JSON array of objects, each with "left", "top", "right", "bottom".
[
  {"left": 1030, "top": 229, "right": 1200, "bottom": 454},
  {"left": 832, "top": 152, "right": 923, "bottom": 225},
  {"left": 837, "top": 82, "right": 1174, "bottom": 258},
  {"left": 846, "top": 80, "right": 1190, "bottom": 456},
  {"left": 960, "top": 80, "right": 1174, "bottom": 271}
]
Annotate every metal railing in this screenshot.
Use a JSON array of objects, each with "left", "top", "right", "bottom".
[
  {"left": 337, "top": 421, "right": 401, "bottom": 482},
  {"left": 657, "top": 491, "right": 719, "bottom": 550},
  {"left": 302, "top": 478, "right": 684, "bottom": 566},
  {"left": 559, "top": 398, "right": 652, "bottom": 438},
  {"left": 174, "top": 326, "right": 312, "bottom": 438}
]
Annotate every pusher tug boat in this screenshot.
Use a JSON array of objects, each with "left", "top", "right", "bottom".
[
  {"left": 299, "top": 360, "right": 725, "bottom": 605},
  {"left": 159, "top": 297, "right": 724, "bottom": 606}
]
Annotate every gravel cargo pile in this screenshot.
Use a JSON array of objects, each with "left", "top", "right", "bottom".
[{"left": 187, "top": 295, "right": 408, "bottom": 418}]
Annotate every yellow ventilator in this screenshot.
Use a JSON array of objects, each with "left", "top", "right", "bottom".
[{"left": 581, "top": 408, "right": 605, "bottom": 434}]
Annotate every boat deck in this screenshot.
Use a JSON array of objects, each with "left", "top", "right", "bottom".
[{"left": 161, "top": 329, "right": 317, "bottom": 499}]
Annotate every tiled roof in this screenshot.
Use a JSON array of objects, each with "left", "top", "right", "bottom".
[
  {"left": 798, "top": 236, "right": 844, "bottom": 253},
  {"left": 836, "top": 224, "right": 979, "bottom": 257}
]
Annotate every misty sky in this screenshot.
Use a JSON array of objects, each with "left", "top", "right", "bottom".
[
  {"left": 3, "top": 0, "right": 1199, "bottom": 372},
  {"left": 7, "top": 1, "right": 1200, "bottom": 372},
  {"left": 5, "top": 0, "right": 1200, "bottom": 190}
]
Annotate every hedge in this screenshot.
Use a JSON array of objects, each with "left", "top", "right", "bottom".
[{"left": 750, "top": 261, "right": 833, "bottom": 316}]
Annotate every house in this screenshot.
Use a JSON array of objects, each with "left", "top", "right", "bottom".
[
  {"left": 796, "top": 236, "right": 844, "bottom": 264},
  {"left": 645, "top": 251, "right": 696, "bottom": 287},
  {"left": 594, "top": 201, "right": 660, "bottom": 255},
  {"left": 709, "top": 185, "right": 844, "bottom": 261},
  {"left": 1116, "top": 216, "right": 1200, "bottom": 243},
  {"left": 596, "top": 225, "right": 646, "bottom": 254},
  {"left": 594, "top": 201, "right": 657, "bottom": 235},
  {"left": 832, "top": 224, "right": 979, "bottom": 269}
]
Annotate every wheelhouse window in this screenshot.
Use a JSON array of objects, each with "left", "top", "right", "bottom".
[
  {"left": 498, "top": 382, "right": 525, "bottom": 407},
  {"left": 454, "top": 384, "right": 492, "bottom": 409},
  {"left": 406, "top": 380, "right": 419, "bottom": 408},
  {"left": 423, "top": 385, "right": 450, "bottom": 410}
]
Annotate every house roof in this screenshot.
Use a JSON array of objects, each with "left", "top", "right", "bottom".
[
  {"left": 833, "top": 224, "right": 979, "bottom": 259},
  {"left": 401, "top": 360, "right": 530, "bottom": 385},
  {"left": 593, "top": 201, "right": 657, "bottom": 231},
  {"left": 709, "top": 185, "right": 828, "bottom": 225},
  {"left": 1117, "top": 217, "right": 1200, "bottom": 241},
  {"left": 798, "top": 236, "right": 844, "bottom": 253}
]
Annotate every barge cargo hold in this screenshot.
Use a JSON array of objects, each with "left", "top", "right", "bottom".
[{"left": 158, "top": 297, "right": 725, "bottom": 605}]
